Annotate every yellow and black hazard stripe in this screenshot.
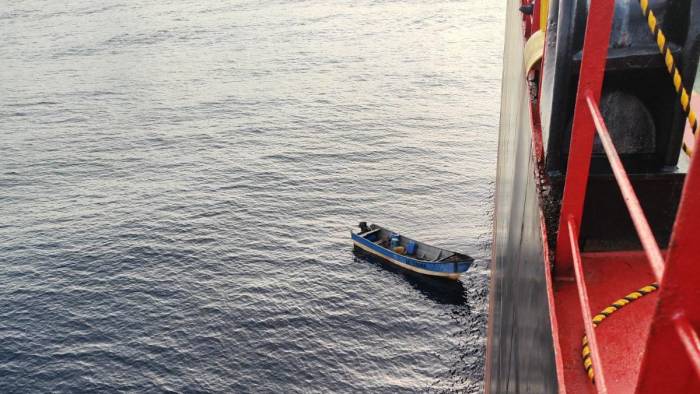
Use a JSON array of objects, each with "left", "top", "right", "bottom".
[
  {"left": 581, "top": 283, "right": 659, "bottom": 382},
  {"left": 638, "top": 0, "right": 697, "bottom": 156}
]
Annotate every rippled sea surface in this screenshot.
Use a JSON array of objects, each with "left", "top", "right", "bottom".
[{"left": 1, "top": 1, "right": 504, "bottom": 392}]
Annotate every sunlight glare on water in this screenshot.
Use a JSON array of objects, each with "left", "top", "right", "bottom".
[{"left": 1, "top": 1, "right": 504, "bottom": 392}]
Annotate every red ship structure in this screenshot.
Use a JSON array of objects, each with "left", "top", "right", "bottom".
[{"left": 487, "top": 0, "right": 700, "bottom": 392}]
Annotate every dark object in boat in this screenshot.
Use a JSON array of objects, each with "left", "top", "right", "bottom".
[
  {"left": 351, "top": 223, "right": 473, "bottom": 280},
  {"left": 358, "top": 221, "right": 370, "bottom": 233}
]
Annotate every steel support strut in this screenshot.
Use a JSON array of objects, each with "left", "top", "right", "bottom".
[{"left": 554, "top": 0, "right": 616, "bottom": 276}]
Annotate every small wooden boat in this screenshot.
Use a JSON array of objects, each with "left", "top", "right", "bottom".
[{"left": 351, "top": 222, "right": 474, "bottom": 280}]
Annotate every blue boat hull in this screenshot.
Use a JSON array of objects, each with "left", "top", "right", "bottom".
[{"left": 351, "top": 232, "right": 471, "bottom": 280}]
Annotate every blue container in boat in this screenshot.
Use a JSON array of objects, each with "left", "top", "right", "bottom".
[
  {"left": 390, "top": 234, "right": 401, "bottom": 249},
  {"left": 406, "top": 240, "right": 417, "bottom": 255}
]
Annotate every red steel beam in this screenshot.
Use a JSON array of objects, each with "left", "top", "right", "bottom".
[
  {"left": 554, "top": 0, "right": 616, "bottom": 276},
  {"left": 567, "top": 217, "right": 608, "bottom": 393},
  {"left": 636, "top": 118, "right": 700, "bottom": 392},
  {"left": 585, "top": 94, "right": 665, "bottom": 282}
]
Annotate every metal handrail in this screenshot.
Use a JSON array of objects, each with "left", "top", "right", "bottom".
[
  {"left": 674, "top": 314, "right": 700, "bottom": 379},
  {"left": 567, "top": 217, "right": 609, "bottom": 393},
  {"left": 584, "top": 93, "right": 665, "bottom": 282}
]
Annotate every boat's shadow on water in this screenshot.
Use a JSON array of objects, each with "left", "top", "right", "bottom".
[
  {"left": 354, "top": 250, "right": 483, "bottom": 392},
  {"left": 353, "top": 250, "right": 467, "bottom": 306}
]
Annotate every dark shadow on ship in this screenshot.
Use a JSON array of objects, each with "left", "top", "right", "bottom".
[{"left": 353, "top": 249, "right": 467, "bottom": 306}]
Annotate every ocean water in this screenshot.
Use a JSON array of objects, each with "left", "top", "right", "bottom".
[{"left": 0, "top": 1, "right": 504, "bottom": 392}]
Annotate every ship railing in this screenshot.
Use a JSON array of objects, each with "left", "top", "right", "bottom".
[{"left": 552, "top": 0, "right": 700, "bottom": 392}]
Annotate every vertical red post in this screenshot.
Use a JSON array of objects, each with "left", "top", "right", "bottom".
[
  {"left": 522, "top": 0, "right": 533, "bottom": 37},
  {"left": 636, "top": 130, "right": 700, "bottom": 392},
  {"left": 532, "top": 0, "right": 541, "bottom": 32},
  {"left": 554, "top": 0, "right": 616, "bottom": 276}
]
